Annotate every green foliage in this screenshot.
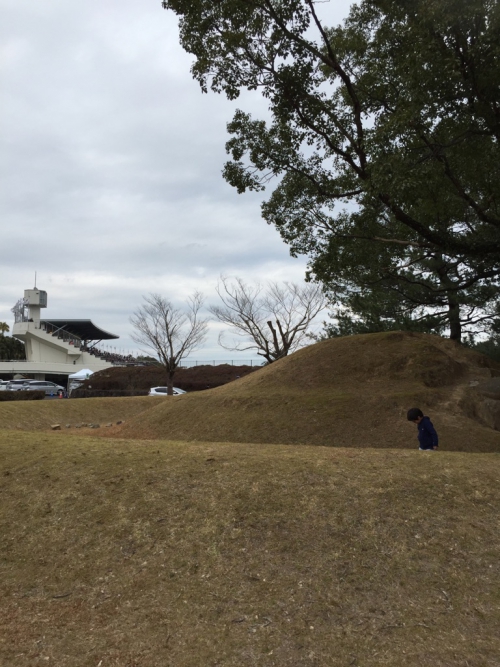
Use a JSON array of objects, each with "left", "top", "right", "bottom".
[
  {"left": 317, "top": 289, "right": 448, "bottom": 339},
  {"left": 468, "top": 336, "right": 500, "bottom": 362},
  {"left": 464, "top": 312, "right": 500, "bottom": 361},
  {"left": 163, "top": 0, "right": 500, "bottom": 342},
  {"left": 0, "top": 336, "right": 26, "bottom": 361},
  {"left": 136, "top": 355, "right": 162, "bottom": 365}
]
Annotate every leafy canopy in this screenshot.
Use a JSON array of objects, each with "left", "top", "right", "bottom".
[{"left": 163, "top": 0, "right": 500, "bottom": 341}]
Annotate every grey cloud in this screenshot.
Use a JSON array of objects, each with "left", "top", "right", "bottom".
[{"left": 0, "top": 0, "right": 348, "bottom": 358}]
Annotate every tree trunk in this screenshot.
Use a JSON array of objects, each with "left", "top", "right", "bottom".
[
  {"left": 436, "top": 259, "right": 462, "bottom": 343},
  {"left": 166, "top": 370, "right": 175, "bottom": 396},
  {"left": 448, "top": 296, "right": 462, "bottom": 342}
]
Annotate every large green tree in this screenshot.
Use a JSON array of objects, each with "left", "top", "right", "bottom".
[
  {"left": 163, "top": 0, "right": 500, "bottom": 342},
  {"left": 0, "top": 333, "right": 26, "bottom": 360}
]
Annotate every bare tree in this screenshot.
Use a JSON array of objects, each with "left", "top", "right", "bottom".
[
  {"left": 130, "top": 292, "right": 208, "bottom": 395},
  {"left": 210, "top": 277, "right": 327, "bottom": 364}
]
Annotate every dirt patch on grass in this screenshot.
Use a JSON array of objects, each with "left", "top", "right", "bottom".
[{"left": 1, "top": 433, "right": 498, "bottom": 666}]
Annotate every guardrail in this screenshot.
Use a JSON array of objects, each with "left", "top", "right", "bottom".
[
  {"left": 0, "top": 358, "right": 263, "bottom": 367},
  {"left": 180, "top": 359, "right": 261, "bottom": 367},
  {"left": 40, "top": 323, "right": 82, "bottom": 348}
]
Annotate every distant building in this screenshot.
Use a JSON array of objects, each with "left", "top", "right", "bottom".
[{"left": 0, "top": 286, "right": 122, "bottom": 380}]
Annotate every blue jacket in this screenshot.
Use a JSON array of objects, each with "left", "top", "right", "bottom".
[{"left": 417, "top": 416, "right": 438, "bottom": 450}]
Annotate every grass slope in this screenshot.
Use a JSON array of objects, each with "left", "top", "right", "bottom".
[
  {"left": 1, "top": 433, "right": 498, "bottom": 666},
  {"left": 115, "top": 332, "right": 500, "bottom": 452},
  {"left": 0, "top": 396, "right": 160, "bottom": 431},
  {"left": 1, "top": 333, "right": 499, "bottom": 453}
]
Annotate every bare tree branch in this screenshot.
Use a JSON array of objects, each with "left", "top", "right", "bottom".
[
  {"left": 130, "top": 292, "right": 208, "bottom": 394},
  {"left": 210, "top": 276, "right": 327, "bottom": 363}
]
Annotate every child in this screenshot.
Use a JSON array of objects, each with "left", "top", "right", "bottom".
[{"left": 407, "top": 408, "right": 439, "bottom": 450}]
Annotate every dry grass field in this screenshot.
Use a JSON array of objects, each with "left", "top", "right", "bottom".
[
  {"left": 1, "top": 433, "right": 499, "bottom": 667},
  {"left": 0, "top": 396, "right": 157, "bottom": 432},
  {"left": 1, "top": 333, "right": 499, "bottom": 665}
]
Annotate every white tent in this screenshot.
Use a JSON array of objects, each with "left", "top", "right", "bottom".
[
  {"left": 67, "top": 368, "right": 94, "bottom": 396},
  {"left": 68, "top": 368, "right": 94, "bottom": 380}
]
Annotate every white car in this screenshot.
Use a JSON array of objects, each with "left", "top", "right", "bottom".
[
  {"left": 148, "top": 386, "right": 186, "bottom": 396},
  {"left": 0, "top": 380, "right": 10, "bottom": 391}
]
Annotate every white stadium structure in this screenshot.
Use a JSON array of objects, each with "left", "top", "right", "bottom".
[{"left": 0, "top": 287, "right": 122, "bottom": 381}]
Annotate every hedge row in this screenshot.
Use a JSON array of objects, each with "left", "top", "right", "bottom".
[
  {"left": 71, "top": 389, "right": 149, "bottom": 398},
  {"left": 0, "top": 391, "right": 45, "bottom": 401},
  {"left": 70, "top": 364, "right": 258, "bottom": 398}
]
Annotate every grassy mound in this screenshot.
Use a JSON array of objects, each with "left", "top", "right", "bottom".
[
  {"left": 1, "top": 332, "right": 499, "bottom": 452},
  {"left": 1, "top": 434, "right": 498, "bottom": 667},
  {"left": 114, "top": 332, "right": 500, "bottom": 452}
]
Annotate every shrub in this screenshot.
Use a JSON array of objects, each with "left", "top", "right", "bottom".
[
  {"left": 71, "top": 389, "right": 149, "bottom": 398},
  {"left": 70, "top": 364, "right": 257, "bottom": 398},
  {"left": 0, "top": 391, "right": 45, "bottom": 402}
]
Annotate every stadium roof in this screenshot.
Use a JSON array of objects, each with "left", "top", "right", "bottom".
[{"left": 41, "top": 319, "right": 119, "bottom": 341}]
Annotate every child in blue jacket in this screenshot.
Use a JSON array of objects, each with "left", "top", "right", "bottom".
[{"left": 407, "top": 408, "right": 439, "bottom": 450}]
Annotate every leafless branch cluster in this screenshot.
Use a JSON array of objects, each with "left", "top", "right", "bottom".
[
  {"left": 210, "top": 276, "right": 327, "bottom": 363},
  {"left": 130, "top": 292, "right": 208, "bottom": 393}
]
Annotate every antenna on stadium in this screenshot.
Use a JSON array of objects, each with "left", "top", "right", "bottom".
[{"left": 34, "top": 271, "right": 37, "bottom": 289}]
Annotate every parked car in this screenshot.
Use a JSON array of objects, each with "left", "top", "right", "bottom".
[
  {"left": 5, "top": 379, "right": 35, "bottom": 390},
  {"left": 0, "top": 380, "right": 11, "bottom": 391},
  {"left": 23, "top": 380, "right": 66, "bottom": 396},
  {"left": 148, "top": 386, "right": 186, "bottom": 396}
]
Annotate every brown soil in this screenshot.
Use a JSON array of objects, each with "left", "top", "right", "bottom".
[{"left": 108, "top": 331, "right": 500, "bottom": 452}]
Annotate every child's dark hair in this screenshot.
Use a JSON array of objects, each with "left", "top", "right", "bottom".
[{"left": 407, "top": 408, "right": 423, "bottom": 421}]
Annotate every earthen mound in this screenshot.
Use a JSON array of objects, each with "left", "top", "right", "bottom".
[{"left": 116, "top": 332, "right": 500, "bottom": 452}]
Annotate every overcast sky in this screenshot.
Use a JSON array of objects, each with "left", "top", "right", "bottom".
[{"left": 0, "top": 0, "right": 352, "bottom": 360}]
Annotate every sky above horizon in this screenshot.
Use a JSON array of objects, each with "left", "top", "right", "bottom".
[{"left": 0, "top": 0, "right": 352, "bottom": 360}]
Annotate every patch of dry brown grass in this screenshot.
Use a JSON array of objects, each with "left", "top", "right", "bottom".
[
  {"left": 1, "top": 431, "right": 499, "bottom": 666},
  {"left": 0, "top": 396, "right": 160, "bottom": 432}
]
